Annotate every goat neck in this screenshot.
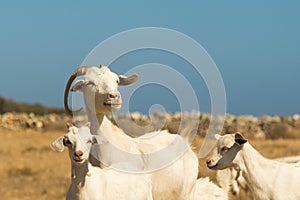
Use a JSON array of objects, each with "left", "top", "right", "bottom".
[
  {"left": 70, "top": 161, "right": 90, "bottom": 186},
  {"left": 84, "top": 96, "right": 112, "bottom": 135},
  {"left": 236, "top": 143, "right": 274, "bottom": 199}
]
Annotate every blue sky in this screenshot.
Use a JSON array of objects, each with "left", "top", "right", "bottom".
[{"left": 1, "top": 1, "right": 300, "bottom": 116}]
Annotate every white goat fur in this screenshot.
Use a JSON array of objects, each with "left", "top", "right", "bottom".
[
  {"left": 65, "top": 65, "right": 199, "bottom": 200},
  {"left": 206, "top": 133, "right": 300, "bottom": 200},
  {"left": 275, "top": 155, "right": 300, "bottom": 165},
  {"left": 51, "top": 124, "right": 153, "bottom": 200},
  {"left": 216, "top": 154, "right": 300, "bottom": 197},
  {"left": 191, "top": 177, "right": 228, "bottom": 200},
  {"left": 215, "top": 166, "right": 245, "bottom": 196}
]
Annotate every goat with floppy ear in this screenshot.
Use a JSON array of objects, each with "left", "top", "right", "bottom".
[
  {"left": 51, "top": 122, "right": 94, "bottom": 152},
  {"left": 50, "top": 123, "right": 153, "bottom": 200}
]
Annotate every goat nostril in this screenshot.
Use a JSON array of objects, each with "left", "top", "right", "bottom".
[
  {"left": 108, "top": 93, "right": 120, "bottom": 99},
  {"left": 75, "top": 150, "right": 83, "bottom": 157},
  {"left": 206, "top": 160, "right": 211, "bottom": 165}
]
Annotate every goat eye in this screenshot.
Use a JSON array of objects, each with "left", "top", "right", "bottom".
[
  {"left": 116, "top": 79, "right": 120, "bottom": 84},
  {"left": 221, "top": 147, "right": 229, "bottom": 152},
  {"left": 63, "top": 138, "right": 72, "bottom": 146}
]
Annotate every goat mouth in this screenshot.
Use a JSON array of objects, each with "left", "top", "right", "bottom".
[
  {"left": 104, "top": 102, "right": 121, "bottom": 106},
  {"left": 103, "top": 102, "right": 122, "bottom": 108},
  {"left": 74, "top": 158, "right": 84, "bottom": 163}
]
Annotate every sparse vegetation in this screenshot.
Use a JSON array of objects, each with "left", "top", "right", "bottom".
[
  {"left": 8, "top": 166, "right": 36, "bottom": 177},
  {"left": 0, "top": 96, "right": 64, "bottom": 115}
]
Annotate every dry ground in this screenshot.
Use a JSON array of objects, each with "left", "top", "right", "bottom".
[
  {"left": 0, "top": 129, "right": 69, "bottom": 200},
  {"left": 1, "top": 129, "right": 300, "bottom": 200}
]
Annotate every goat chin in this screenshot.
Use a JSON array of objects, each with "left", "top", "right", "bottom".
[{"left": 104, "top": 103, "right": 121, "bottom": 111}]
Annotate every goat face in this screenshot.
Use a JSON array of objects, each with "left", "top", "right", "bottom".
[
  {"left": 51, "top": 123, "right": 96, "bottom": 166},
  {"left": 64, "top": 65, "right": 138, "bottom": 115},
  {"left": 206, "top": 133, "right": 247, "bottom": 170},
  {"left": 65, "top": 126, "right": 93, "bottom": 165}
]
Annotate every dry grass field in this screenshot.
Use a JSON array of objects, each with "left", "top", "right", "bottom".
[{"left": 1, "top": 129, "right": 300, "bottom": 200}]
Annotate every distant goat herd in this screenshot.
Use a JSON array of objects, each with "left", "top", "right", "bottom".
[{"left": 50, "top": 65, "right": 300, "bottom": 200}]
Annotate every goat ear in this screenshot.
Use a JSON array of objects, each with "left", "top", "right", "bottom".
[
  {"left": 66, "top": 122, "right": 74, "bottom": 129},
  {"left": 85, "top": 122, "right": 91, "bottom": 128},
  {"left": 88, "top": 135, "right": 102, "bottom": 145},
  {"left": 234, "top": 132, "right": 247, "bottom": 145},
  {"left": 71, "top": 80, "right": 85, "bottom": 92},
  {"left": 50, "top": 137, "right": 65, "bottom": 152},
  {"left": 118, "top": 74, "right": 138, "bottom": 86},
  {"left": 90, "top": 135, "right": 108, "bottom": 145},
  {"left": 89, "top": 135, "right": 98, "bottom": 144}
]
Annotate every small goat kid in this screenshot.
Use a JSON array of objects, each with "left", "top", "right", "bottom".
[
  {"left": 206, "top": 133, "right": 300, "bottom": 200},
  {"left": 51, "top": 123, "right": 153, "bottom": 200}
]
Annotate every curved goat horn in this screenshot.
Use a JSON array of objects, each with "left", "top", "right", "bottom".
[{"left": 64, "top": 66, "right": 90, "bottom": 115}]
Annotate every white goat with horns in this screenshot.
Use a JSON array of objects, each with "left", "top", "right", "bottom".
[
  {"left": 51, "top": 123, "right": 153, "bottom": 200},
  {"left": 206, "top": 132, "right": 300, "bottom": 200},
  {"left": 64, "top": 65, "right": 199, "bottom": 200}
]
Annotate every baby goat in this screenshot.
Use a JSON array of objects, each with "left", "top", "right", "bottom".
[{"left": 51, "top": 123, "right": 152, "bottom": 200}]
